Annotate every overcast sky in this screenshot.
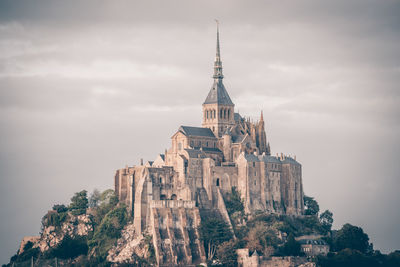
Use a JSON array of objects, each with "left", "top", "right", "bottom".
[{"left": 1, "top": 0, "right": 400, "bottom": 264}]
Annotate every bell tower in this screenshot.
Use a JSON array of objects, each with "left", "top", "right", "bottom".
[{"left": 202, "top": 21, "right": 235, "bottom": 137}]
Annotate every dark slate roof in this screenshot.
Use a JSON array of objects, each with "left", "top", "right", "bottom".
[
  {"left": 179, "top": 126, "right": 216, "bottom": 138},
  {"left": 243, "top": 153, "right": 260, "bottom": 162},
  {"left": 203, "top": 79, "right": 234, "bottom": 105},
  {"left": 298, "top": 239, "right": 327, "bottom": 245},
  {"left": 234, "top": 112, "right": 242, "bottom": 122},
  {"left": 259, "top": 155, "right": 281, "bottom": 163},
  {"left": 184, "top": 149, "right": 203, "bottom": 158},
  {"left": 201, "top": 147, "right": 223, "bottom": 153},
  {"left": 282, "top": 157, "right": 301, "bottom": 165},
  {"left": 232, "top": 134, "right": 245, "bottom": 143},
  {"left": 159, "top": 154, "right": 165, "bottom": 161}
]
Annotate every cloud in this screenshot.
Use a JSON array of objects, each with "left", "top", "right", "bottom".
[{"left": 1, "top": 0, "right": 400, "bottom": 264}]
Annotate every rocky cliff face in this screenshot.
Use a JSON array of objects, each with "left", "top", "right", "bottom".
[
  {"left": 107, "top": 222, "right": 154, "bottom": 264},
  {"left": 19, "top": 213, "right": 93, "bottom": 254}
]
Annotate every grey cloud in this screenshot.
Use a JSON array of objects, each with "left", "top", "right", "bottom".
[{"left": 1, "top": 0, "right": 400, "bottom": 264}]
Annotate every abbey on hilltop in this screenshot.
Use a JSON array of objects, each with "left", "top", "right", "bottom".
[{"left": 114, "top": 25, "right": 304, "bottom": 266}]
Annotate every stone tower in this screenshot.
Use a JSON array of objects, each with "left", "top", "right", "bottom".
[{"left": 202, "top": 22, "right": 235, "bottom": 137}]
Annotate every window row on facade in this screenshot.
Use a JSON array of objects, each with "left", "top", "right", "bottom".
[{"left": 204, "top": 108, "right": 232, "bottom": 120}]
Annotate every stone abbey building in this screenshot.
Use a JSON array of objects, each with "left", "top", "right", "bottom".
[{"left": 114, "top": 26, "right": 304, "bottom": 266}]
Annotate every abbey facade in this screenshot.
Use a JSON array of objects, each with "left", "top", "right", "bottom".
[{"left": 114, "top": 26, "right": 304, "bottom": 266}]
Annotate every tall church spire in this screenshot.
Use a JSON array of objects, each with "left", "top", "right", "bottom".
[
  {"left": 213, "top": 20, "right": 223, "bottom": 79},
  {"left": 202, "top": 21, "right": 234, "bottom": 138}
]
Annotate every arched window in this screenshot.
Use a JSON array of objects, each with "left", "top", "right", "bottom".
[
  {"left": 216, "top": 178, "right": 220, "bottom": 186},
  {"left": 206, "top": 110, "right": 209, "bottom": 119},
  {"left": 228, "top": 109, "right": 230, "bottom": 119},
  {"left": 159, "top": 177, "right": 162, "bottom": 183},
  {"left": 224, "top": 109, "right": 226, "bottom": 119},
  {"left": 220, "top": 109, "right": 223, "bottom": 119},
  {"left": 214, "top": 109, "right": 216, "bottom": 118},
  {"left": 171, "top": 194, "right": 177, "bottom": 200}
]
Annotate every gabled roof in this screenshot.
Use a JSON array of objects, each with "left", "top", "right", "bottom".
[
  {"left": 259, "top": 155, "right": 281, "bottom": 163},
  {"left": 234, "top": 112, "right": 242, "bottom": 122},
  {"left": 203, "top": 79, "right": 234, "bottom": 105},
  {"left": 282, "top": 157, "right": 301, "bottom": 165},
  {"left": 183, "top": 149, "right": 203, "bottom": 158},
  {"left": 243, "top": 153, "right": 260, "bottom": 162},
  {"left": 298, "top": 239, "right": 327, "bottom": 245},
  {"left": 179, "top": 126, "right": 216, "bottom": 138}
]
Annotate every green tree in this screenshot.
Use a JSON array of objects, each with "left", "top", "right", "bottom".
[
  {"left": 48, "top": 235, "right": 88, "bottom": 259},
  {"left": 245, "top": 221, "right": 281, "bottom": 253},
  {"left": 304, "top": 195, "right": 319, "bottom": 216},
  {"left": 69, "top": 190, "right": 88, "bottom": 215},
  {"left": 225, "top": 187, "right": 244, "bottom": 215},
  {"left": 333, "top": 223, "right": 370, "bottom": 253},
  {"left": 199, "top": 217, "right": 233, "bottom": 261},
  {"left": 88, "top": 188, "right": 101, "bottom": 208},
  {"left": 316, "top": 248, "right": 379, "bottom": 267},
  {"left": 216, "top": 240, "right": 238, "bottom": 267},
  {"left": 88, "top": 205, "right": 128, "bottom": 260},
  {"left": 281, "top": 233, "right": 301, "bottom": 256},
  {"left": 320, "top": 210, "right": 334, "bottom": 232},
  {"left": 52, "top": 204, "right": 68, "bottom": 213}
]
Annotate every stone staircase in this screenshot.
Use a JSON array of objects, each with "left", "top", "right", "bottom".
[
  {"left": 151, "top": 206, "right": 206, "bottom": 266},
  {"left": 196, "top": 188, "right": 212, "bottom": 209}
]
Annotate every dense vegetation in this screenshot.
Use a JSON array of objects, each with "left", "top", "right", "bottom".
[
  {"left": 6, "top": 188, "right": 400, "bottom": 267},
  {"left": 6, "top": 189, "right": 134, "bottom": 267}
]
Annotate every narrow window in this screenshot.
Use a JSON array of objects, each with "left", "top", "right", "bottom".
[
  {"left": 216, "top": 178, "right": 220, "bottom": 186},
  {"left": 228, "top": 109, "right": 230, "bottom": 119},
  {"left": 159, "top": 177, "right": 162, "bottom": 183}
]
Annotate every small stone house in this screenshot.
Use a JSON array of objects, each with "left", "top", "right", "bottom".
[{"left": 298, "top": 239, "right": 329, "bottom": 256}]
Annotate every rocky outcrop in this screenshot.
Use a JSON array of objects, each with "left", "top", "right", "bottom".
[
  {"left": 107, "top": 222, "right": 152, "bottom": 264},
  {"left": 18, "top": 213, "right": 93, "bottom": 254}
]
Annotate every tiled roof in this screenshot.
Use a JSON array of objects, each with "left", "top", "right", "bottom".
[
  {"left": 184, "top": 149, "right": 203, "bottom": 158},
  {"left": 203, "top": 79, "right": 234, "bottom": 105},
  {"left": 298, "top": 239, "right": 327, "bottom": 245},
  {"left": 179, "top": 126, "right": 216, "bottom": 138},
  {"left": 234, "top": 112, "right": 243, "bottom": 122},
  {"left": 259, "top": 155, "right": 281, "bottom": 163},
  {"left": 243, "top": 153, "right": 260, "bottom": 162}
]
